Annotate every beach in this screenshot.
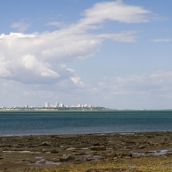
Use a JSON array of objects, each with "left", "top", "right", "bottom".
[{"left": 1, "top": 131, "right": 172, "bottom": 171}]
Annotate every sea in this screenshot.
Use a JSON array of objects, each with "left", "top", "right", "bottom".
[{"left": 0, "top": 110, "right": 172, "bottom": 136}]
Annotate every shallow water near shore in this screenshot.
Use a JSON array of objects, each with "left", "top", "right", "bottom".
[{"left": 1, "top": 110, "right": 172, "bottom": 136}]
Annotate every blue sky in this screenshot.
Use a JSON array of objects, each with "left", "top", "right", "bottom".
[{"left": 0, "top": 0, "right": 172, "bottom": 109}]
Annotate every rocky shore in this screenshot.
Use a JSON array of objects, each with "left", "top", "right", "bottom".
[{"left": 1, "top": 132, "right": 172, "bottom": 171}]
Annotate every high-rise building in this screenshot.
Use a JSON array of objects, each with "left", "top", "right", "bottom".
[
  {"left": 45, "top": 102, "right": 49, "bottom": 108},
  {"left": 59, "top": 103, "right": 64, "bottom": 107},
  {"left": 55, "top": 102, "right": 59, "bottom": 107}
]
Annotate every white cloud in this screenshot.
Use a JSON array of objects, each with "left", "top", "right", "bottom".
[
  {"left": 11, "top": 20, "right": 31, "bottom": 32},
  {"left": 63, "top": 1, "right": 150, "bottom": 35},
  {"left": 71, "top": 77, "right": 84, "bottom": 87},
  {"left": 77, "top": 0, "right": 150, "bottom": 30},
  {"left": 0, "top": 29, "right": 138, "bottom": 85},
  {"left": 3, "top": 70, "right": 172, "bottom": 108},
  {"left": 0, "top": 1, "right": 152, "bottom": 86},
  {"left": 94, "top": 71, "right": 172, "bottom": 97},
  {"left": 21, "top": 54, "right": 59, "bottom": 77},
  {"left": 0, "top": 66, "right": 12, "bottom": 77},
  {"left": 150, "top": 39, "right": 171, "bottom": 42},
  {"left": 98, "top": 31, "right": 137, "bottom": 43}
]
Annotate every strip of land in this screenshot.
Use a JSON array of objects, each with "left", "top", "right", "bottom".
[{"left": 1, "top": 132, "right": 172, "bottom": 171}]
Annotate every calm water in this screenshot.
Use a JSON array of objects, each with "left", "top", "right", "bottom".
[{"left": 0, "top": 110, "right": 172, "bottom": 136}]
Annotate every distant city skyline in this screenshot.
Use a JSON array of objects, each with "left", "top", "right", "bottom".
[
  {"left": 1, "top": 102, "right": 94, "bottom": 108},
  {"left": 0, "top": 0, "right": 172, "bottom": 109}
]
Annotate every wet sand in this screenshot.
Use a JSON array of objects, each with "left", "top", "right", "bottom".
[{"left": 1, "top": 131, "right": 172, "bottom": 171}]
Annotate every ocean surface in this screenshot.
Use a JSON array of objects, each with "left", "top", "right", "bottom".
[{"left": 0, "top": 110, "right": 172, "bottom": 136}]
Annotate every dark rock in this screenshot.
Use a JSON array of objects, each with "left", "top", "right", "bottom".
[
  {"left": 147, "top": 141, "right": 153, "bottom": 145},
  {"left": 92, "top": 143, "right": 100, "bottom": 146},
  {"left": 40, "top": 141, "right": 51, "bottom": 146},
  {"left": 90, "top": 146, "right": 106, "bottom": 151},
  {"left": 60, "top": 155, "right": 74, "bottom": 162},
  {"left": 105, "top": 153, "right": 114, "bottom": 159},
  {"left": 138, "top": 145, "right": 145, "bottom": 149},
  {"left": 85, "top": 157, "right": 93, "bottom": 161},
  {"left": 53, "top": 143, "right": 60, "bottom": 147},
  {"left": 50, "top": 149, "right": 59, "bottom": 153}
]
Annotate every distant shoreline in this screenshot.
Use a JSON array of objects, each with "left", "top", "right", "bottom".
[{"left": 1, "top": 109, "right": 172, "bottom": 112}]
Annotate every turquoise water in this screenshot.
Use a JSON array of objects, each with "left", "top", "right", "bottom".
[{"left": 0, "top": 110, "right": 172, "bottom": 136}]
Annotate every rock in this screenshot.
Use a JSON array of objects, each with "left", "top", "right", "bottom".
[
  {"left": 90, "top": 146, "right": 106, "bottom": 151},
  {"left": 147, "top": 141, "right": 153, "bottom": 145},
  {"left": 50, "top": 149, "right": 59, "bottom": 153},
  {"left": 0, "top": 144, "right": 7, "bottom": 147},
  {"left": 146, "top": 151, "right": 155, "bottom": 154},
  {"left": 66, "top": 147, "right": 76, "bottom": 151},
  {"left": 73, "top": 157, "right": 83, "bottom": 163},
  {"left": 136, "top": 142, "right": 140, "bottom": 146},
  {"left": 60, "top": 155, "right": 74, "bottom": 162},
  {"left": 131, "top": 153, "right": 141, "bottom": 158},
  {"left": 53, "top": 143, "right": 60, "bottom": 147},
  {"left": 138, "top": 145, "right": 145, "bottom": 149},
  {"left": 85, "top": 157, "right": 93, "bottom": 161},
  {"left": 153, "top": 142, "right": 159, "bottom": 146},
  {"left": 85, "top": 168, "right": 127, "bottom": 172},
  {"left": 40, "top": 141, "right": 51, "bottom": 146},
  {"left": 167, "top": 151, "right": 172, "bottom": 155},
  {"left": 123, "top": 156, "right": 131, "bottom": 159},
  {"left": 113, "top": 157, "right": 118, "bottom": 160},
  {"left": 118, "top": 148, "right": 131, "bottom": 151},
  {"left": 105, "top": 153, "right": 114, "bottom": 159},
  {"left": 50, "top": 158, "right": 60, "bottom": 162},
  {"left": 92, "top": 143, "right": 100, "bottom": 146}
]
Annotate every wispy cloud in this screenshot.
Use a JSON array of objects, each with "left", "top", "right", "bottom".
[
  {"left": 93, "top": 71, "right": 172, "bottom": 98},
  {"left": 150, "top": 39, "right": 171, "bottom": 42},
  {"left": 46, "top": 21, "right": 66, "bottom": 28},
  {"left": 11, "top": 20, "right": 31, "bottom": 32},
  {"left": 70, "top": 0, "right": 151, "bottom": 32},
  {"left": 82, "top": 0, "right": 150, "bottom": 23}
]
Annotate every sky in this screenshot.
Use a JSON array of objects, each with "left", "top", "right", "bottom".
[{"left": 0, "top": 0, "right": 172, "bottom": 109}]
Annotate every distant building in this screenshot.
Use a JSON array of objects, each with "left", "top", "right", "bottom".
[
  {"left": 59, "top": 103, "right": 64, "bottom": 107},
  {"left": 55, "top": 102, "right": 59, "bottom": 107},
  {"left": 45, "top": 102, "right": 49, "bottom": 108}
]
